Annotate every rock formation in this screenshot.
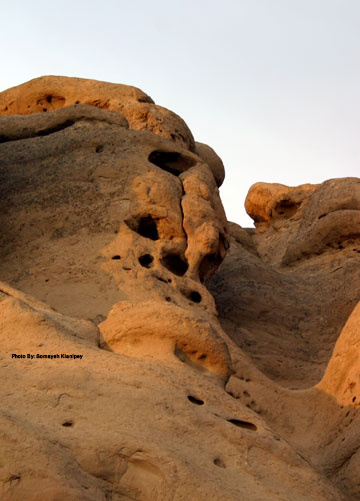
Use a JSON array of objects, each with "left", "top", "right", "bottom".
[{"left": 0, "top": 76, "right": 359, "bottom": 500}]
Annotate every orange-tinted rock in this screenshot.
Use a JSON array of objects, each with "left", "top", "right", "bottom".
[
  {"left": 318, "top": 300, "right": 360, "bottom": 406},
  {"left": 99, "top": 300, "right": 232, "bottom": 379},
  {"left": 0, "top": 75, "right": 196, "bottom": 152},
  {"left": 1, "top": 77, "right": 359, "bottom": 500},
  {"left": 195, "top": 141, "right": 225, "bottom": 187},
  {"left": 245, "top": 181, "right": 318, "bottom": 223}
]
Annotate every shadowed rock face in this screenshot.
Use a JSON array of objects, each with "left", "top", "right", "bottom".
[{"left": 0, "top": 77, "right": 359, "bottom": 500}]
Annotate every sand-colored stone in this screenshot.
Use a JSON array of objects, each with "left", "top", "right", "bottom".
[
  {"left": 318, "top": 300, "right": 360, "bottom": 406},
  {"left": 245, "top": 181, "right": 318, "bottom": 223},
  {"left": 0, "top": 283, "right": 343, "bottom": 501},
  {"left": 244, "top": 178, "right": 360, "bottom": 267},
  {"left": 99, "top": 300, "right": 231, "bottom": 379},
  {"left": 0, "top": 75, "right": 196, "bottom": 154},
  {"left": 1, "top": 77, "right": 360, "bottom": 500},
  {"left": 194, "top": 142, "right": 225, "bottom": 187},
  {"left": 0, "top": 102, "right": 226, "bottom": 323}
]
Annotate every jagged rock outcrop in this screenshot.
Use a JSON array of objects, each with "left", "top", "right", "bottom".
[{"left": 0, "top": 76, "right": 359, "bottom": 500}]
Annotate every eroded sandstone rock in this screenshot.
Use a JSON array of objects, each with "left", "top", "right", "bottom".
[
  {"left": 99, "top": 300, "right": 231, "bottom": 379},
  {"left": 244, "top": 178, "right": 360, "bottom": 266},
  {"left": 0, "top": 76, "right": 359, "bottom": 500},
  {"left": 0, "top": 75, "right": 196, "bottom": 153},
  {"left": 0, "top": 78, "right": 229, "bottom": 380},
  {"left": 0, "top": 283, "right": 344, "bottom": 501}
]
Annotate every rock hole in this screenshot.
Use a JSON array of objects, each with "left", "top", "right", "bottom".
[
  {"left": 165, "top": 296, "right": 172, "bottom": 302},
  {"left": 138, "top": 254, "right": 154, "bottom": 268},
  {"left": 227, "top": 391, "right": 236, "bottom": 399},
  {"left": 46, "top": 95, "right": 52, "bottom": 103},
  {"left": 189, "top": 291, "right": 201, "bottom": 303},
  {"left": 213, "top": 458, "right": 226, "bottom": 468},
  {"left": 181, "top": 289, "right": 202, "bottom": 303},
  {"left": 161, "top": 254, "right": 188, "bottom": 276},
  {"left": 75, "top": 100, "right": 80, "bottom": 104},
  {"left": 137, "top": 96, "right": 154, "bottom": 103},
  {"left": 188, "top": 395, "right": 204, "bottom": 405},
  {"left": 43, "top": 108, "right": 47, "bottom": 112},
  {"left": 96, "top": 145, "right": 104, "bottom": 153},
  {"left": 136, "top": 216, "right": 159, "bottom": 240},
  {"left": 227, "top": 419, "right": 257, "bottom": 431},
  {"left": 112, "top": 255, "right": 121, "bottom": 260},
  {"left": 148, "top": 151, "right": 196, "bottom": 176},
  {"left": 62, "top": 421, "right": 73, "bottom": 427},
  {"left": 7, "top": 475, "right": 21, "bottom": 486},
  {"left": 352, "top": 396, "right": 356, "bottom": 403},
  {"left": 156, "top": 276, "right": 168, "bottom": 283},
  {"left": 275, "top": 199, "right": 300, "bottom": 218}
]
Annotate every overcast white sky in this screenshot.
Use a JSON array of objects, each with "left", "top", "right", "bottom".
[{"left": 1, "top": 0, "right": 359, "bottom": 226}]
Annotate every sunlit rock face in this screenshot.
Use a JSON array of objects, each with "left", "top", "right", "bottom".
[{"left": 0, "top": 77, "right": 359, "bottom": 500}]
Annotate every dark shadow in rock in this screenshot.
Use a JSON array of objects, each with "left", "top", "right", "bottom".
[{"left": 148, "top": 151, "right": 196, "bottom": 176}]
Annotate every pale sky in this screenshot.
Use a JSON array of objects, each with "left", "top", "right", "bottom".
[{"left": 1, "top": 0, "right": 359, "bottom": 226}]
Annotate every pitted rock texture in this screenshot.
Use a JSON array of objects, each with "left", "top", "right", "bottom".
[
  {"left": 0, "top": 75, "right": 197, "bottom": 157},
  {"left": 0, "top": 103, "right": 228, "bottom": 325},
  {"left": 0, "top": 77, "right": 359, "bottom": 500},
  {"left": 0, "top": 284, "right": 343, "bottom": 501}
]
